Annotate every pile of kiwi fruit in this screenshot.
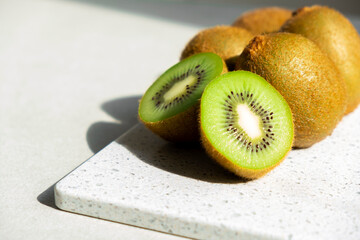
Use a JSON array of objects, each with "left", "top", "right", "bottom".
[{"left": 138, "top": 5, "right": 360, "bottom": 180}]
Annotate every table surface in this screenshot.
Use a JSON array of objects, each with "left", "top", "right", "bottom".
[{"left": 1, "top": 0, "right": 360, "bottom": 239}]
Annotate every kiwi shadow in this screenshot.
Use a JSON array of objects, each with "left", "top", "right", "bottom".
[
  {"left": 88, "top": 95, "right": 246, "bottom": 183},
  {"left": 117, "top": 124, "right": 246, "bottom": 184},
  {"left": 87, "top": 95, "right": 141, "bottom": 153},
  {"left": 37, "top": 96, "right": 141, "bottom": 209}
]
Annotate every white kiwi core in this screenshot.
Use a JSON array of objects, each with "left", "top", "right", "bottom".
[
  {"left": 237, "top": 104, "right": 262, "bottom": 139},
  {"left": 163, "top": 75, "right": 197, "bottom": 102}
]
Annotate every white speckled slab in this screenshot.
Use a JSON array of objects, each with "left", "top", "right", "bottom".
[{"left": 55, "top": 108, "right": 360, "bottom": 240}]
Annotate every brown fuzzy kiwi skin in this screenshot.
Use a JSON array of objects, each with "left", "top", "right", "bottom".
[
  {"left": 180, "top": 25, "right": 253, "bottom": 71},
  {"left": 236, "top": 33, "right": 347, "bottom": 148},
  {"left": 232, "top": 7, "right": 292, "bottom": 35},
  {"left": 200, "top": 125, "right": 293, "bottom": 180},
  {"left": 139, "top": 101, "right": 200, "bottom": 142},
  {"left": 281, "top": 5, "right": 360, "bottom": 114}
]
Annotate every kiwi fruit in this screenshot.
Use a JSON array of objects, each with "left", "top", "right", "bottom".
[
  {"left": 200, "top": 71, "right": 294, "bottom": 179},
  {"left": 138, "top": 52, "right": 223, "bottom": 142},
  {"left": 232, "top": 7, "right": 292, "bottom": 35},
  {"left": 180, "top": 25, "right": 253, "bottom": 71},
  {"left": 236, "top": 33, "right": 347, "bottom": 148},
  {"left": 280, "top": 5, "right": 360, "bottom": 114}
]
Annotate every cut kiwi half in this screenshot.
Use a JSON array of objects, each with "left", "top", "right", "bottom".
[
  {"left": 200, "top": 71, "right": 294, "bottom": 179},
  {"left": 139, "top": 52, "right": 223, "bottom": 142}
]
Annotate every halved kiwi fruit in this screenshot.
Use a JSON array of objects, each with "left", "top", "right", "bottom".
[
  {"left": 200, "top": 71, "right": 294, "bottom": 179},
  {"left": 139, "top": 52, "right": 223, "bottom": 142}
]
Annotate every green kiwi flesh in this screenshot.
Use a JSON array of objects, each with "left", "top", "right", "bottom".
[
  {"left": 200, "top": 71, "right": 294, "bottom": 179},
  {"left": 139, "top": 52, "right": 223, "bottom": 142}
]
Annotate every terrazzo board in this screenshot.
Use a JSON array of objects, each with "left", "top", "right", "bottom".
[{"left": 55, "top": 108, "right": 360, "bottom": 240}]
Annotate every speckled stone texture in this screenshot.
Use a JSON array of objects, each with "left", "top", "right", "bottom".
[{"left": 55, "top": 108, "right": 360, "bottom": 240}]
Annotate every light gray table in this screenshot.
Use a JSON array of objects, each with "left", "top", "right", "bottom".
[{"left": 1, "top": 0, "right": 359, "bottom": 239}]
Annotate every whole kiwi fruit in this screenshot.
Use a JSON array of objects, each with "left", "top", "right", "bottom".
[
  {"left": 138, "top": 52, "right": 223, "bottom": 142},
  {"left": 180, "top": 25, "right": 253, "bottom": 71},
  {"left": 236, "top": 33, "right": 347, "bottom": 148},
  {"left": 200, "top": 71, "right": 294, "bottom": 179},
  {"left": 232, "top": 7, "right": 292, "bottom": 35},
  {"left": 281, "top": 5, "right": 360, "bottom": 114}
]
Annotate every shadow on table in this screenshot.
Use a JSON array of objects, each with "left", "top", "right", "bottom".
[
  {"left": 86, "top": 95, "right": 141, "bottom": 153},
  {"left": 90, "top": 95, "right": 245, "bottom": 183},
  {"left": 38, "top": 96, "right": 141, "bottom": 209},
  {"left": 66, "top": 0, "right": 360, "bottom": 27},
  {"left": 37, "top": 94, "right": 245, "bottom": 209},
  {"left": 117, "top": 124, "right": 246, "bottom": 183},
  {"left": 37, "top": 183, "right": 58, "bottom": 209}
]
